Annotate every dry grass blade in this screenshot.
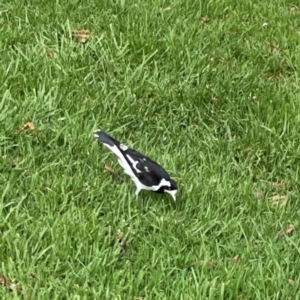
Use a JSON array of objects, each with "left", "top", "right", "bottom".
[
  {"left": 271, "top": 181, "right": 285, "bottom": 188},
  {"left": 104, "top": 164, "right": 114, "bottom": 173},
  {"left": 104, "top": 164, "right": 123, "bottom": 182},
  {"left": 0, "top": 275, "right": 22, "bottom": 294},
  {"left": 72, "top": 29, "right": 90, "bottom": 44},
  {"left": 269, "top": 195, "right": 287, "bottom": 207},
  {"left": 277, "top": 224, "right": 294, "bottom": 237},
  {"left": 269, "top": 43, "right": 277, "bottom": 52},
  {"left": 113, "top": 230, "right": 127, "bottom": 253},
  {"left": 266, "top": 71, "right": 282, "bottom": 79},
  {"left": 201, "top": 16, "right": 210, "bottom": 25},
  {"left": 252, "top": 190, "right": 265, "bottom": 200},
  {"left": 174, "top": 215, "right": 181, "bottom": 224},
  {"left": 46, "top": 47, "right": 54, "bottom": 58},
  {"left": 23, "top": 121, "right": 35, "bottom": 130},
  {"left": 15, "top": 121, "right": 35, "bottom": 133},
  {"left": 230, "top": 255, "right": 240, "bottom": 264},
  {"left": 289, "top": 5, "right": 298, "bottom": 12},
  {"left": 199, "top": 260, "right": 217, "bottom": 267}
]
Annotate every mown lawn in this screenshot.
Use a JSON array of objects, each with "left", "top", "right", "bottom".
[{"left": 1, "top": 0, "right": 300, "bottom": 299}]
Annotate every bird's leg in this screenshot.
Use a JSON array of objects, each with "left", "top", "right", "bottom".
[{"left": 135, "top": 188, "right": 144, "bottom": 209}]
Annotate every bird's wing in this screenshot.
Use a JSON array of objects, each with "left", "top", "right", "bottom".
[
  {"left": 94, "top": 130, "right": 171, "bottom": 187},
  {"left": 122, "top": 148, "right": 171, "bottom": 186}
]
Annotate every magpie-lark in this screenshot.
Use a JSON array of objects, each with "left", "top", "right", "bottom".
[{"left": 93, "top": 129, "right": 178, "bottom": 201}]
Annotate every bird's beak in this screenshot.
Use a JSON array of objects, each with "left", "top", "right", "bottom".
[{"left": 165, "top": 190, "right": 177, "bottom": 202}]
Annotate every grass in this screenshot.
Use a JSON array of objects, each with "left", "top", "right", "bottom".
[{"left": 1, "top": 0, "right": 300, "bottom": 298}]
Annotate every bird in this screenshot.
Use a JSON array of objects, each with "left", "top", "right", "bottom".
[{"left": 93, "top": 129, "right": 177, "bottom": 201}]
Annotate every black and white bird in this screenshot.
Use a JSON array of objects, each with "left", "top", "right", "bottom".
[{"left": 93, "top": 129, "right": 177, "bottom": 201}]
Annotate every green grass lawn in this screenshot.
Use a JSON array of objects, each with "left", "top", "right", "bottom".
[{"left": 1, "top": 0, "right": 300, "bottom": 298}]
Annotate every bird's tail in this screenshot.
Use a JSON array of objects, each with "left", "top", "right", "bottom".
[{"left": 93, "top": 130, "right": 117, "bottom": 147}]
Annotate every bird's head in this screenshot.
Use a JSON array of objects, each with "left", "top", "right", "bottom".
[{"left": 164, "top": 179, "right": 178, "bottom": 201}]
